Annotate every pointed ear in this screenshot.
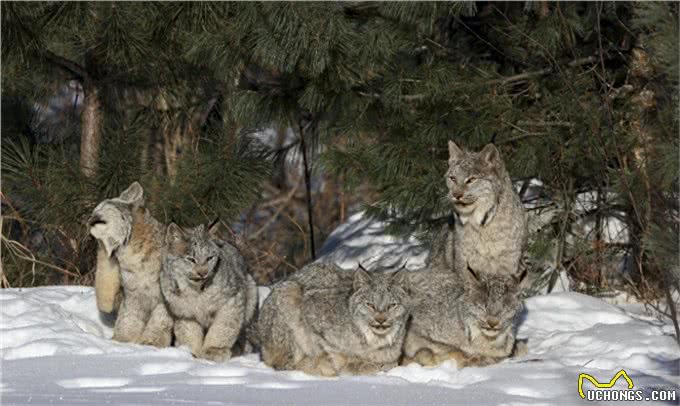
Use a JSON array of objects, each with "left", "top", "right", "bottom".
[
  {"left": 353, "top": 268, "right": 371, "bottom": 291},
  {"left": 119, "top": 182, "right": 144, "bottom": 205},
  {"left": 208, "top": 219, "right": 225, "bottom": 240},
  {"left": 448, "top": 141, "right": 464, "bottom": 162},
  {"left": 390, "top": 270, "right": 409, "bottom": 290},
  {"left": 512, "top": 268, "right": 529, "bottom": 289},
  {"left": 165, "top": 223, "right": 185, "bottom": 246},
  {"left": 480, "top": 144, "right": 500, "bottom": 167}
]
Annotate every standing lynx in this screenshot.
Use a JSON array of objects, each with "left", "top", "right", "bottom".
[
  {"left": 161, "top": 223, "right": 257, "bottom": 362},
  {"left": 257, "top": 263, "right": 410, "bottom": 376},
  {"left": 88, "top": 182, "right": 172, "bottom": 347},
  {"left": 440, "top": 141, "right": 528, "bottom": 277}
]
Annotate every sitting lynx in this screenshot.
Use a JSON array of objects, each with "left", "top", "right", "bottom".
[
  {"left": 404, "top": 264, "right": 526, "bottom": 368},
  {"left": 440, "top": 141, "right": 527, "bottom": 277},
  {"left": 257, "top": 263, "right": 410, "bottom": 376},
  {"left": 88, "top": 182, "right": 172, "bottom": 347},
  {"left": 160, "top": 223, "right": 257, "bottom": 362}
]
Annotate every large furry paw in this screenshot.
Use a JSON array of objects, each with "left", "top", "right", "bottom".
[
  {"left": 139, "top": 333, "right": 172, "bottom": 348},
  {"left": 112, "top": 331, "right": 139, "bottom": 344},
  {"left": 200, "top": 346, "right": 231, "bottom": 362},
  {"left": 139, "top": 327, "right": 172, "bottom": 348},
  {"left": 408, "top": 348, "right": 438, "bottom": 367},
  {"left": 511, "top": 339, "right": 529, "bottom": 357},
  {"left": 298, "top": 355, "right": 337, "bottom": 377}
]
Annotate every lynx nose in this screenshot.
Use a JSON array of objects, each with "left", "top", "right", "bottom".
[
  {"left": 453, "top": 191, "right": 464, "bottom": 200},
  {"left": 374, "top": 313, "right": 387, "bottom": 324},
  {"left": 487, "top": 317, "right": 500, "bottom": 329},
  {"left": 196, "top": 267, "right": 209, "bottom": 278}
]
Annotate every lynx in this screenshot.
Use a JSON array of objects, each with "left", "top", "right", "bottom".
[
  {"left": 88, "top": 182, "right": 172, "bottom": 347},
  {"left": 404, "top": 264, "right": 526, "bottom": 368},
  {"left": 441, "top": 141, "right": 528, "bottom": 277},
  {"left": 160, "top": 223, "right": 257, "bottom": 362},
  {"left": 257, "top": 263, "right": 410, "bottom": 376}
]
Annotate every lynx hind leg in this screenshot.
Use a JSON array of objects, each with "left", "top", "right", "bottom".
[
  {"left": 174, "top": 319, "right": 204, "bottom": 357},
  {"left": 260, "top": 281, "right": 314, "bottom": 370},
  {"left": 94, "top": 243, "right": 122, "bottom": 314},
  {"left": 139, "top": 303, "right": 173, "bottom": 348},
  {"left": 112, "top": 299, "right": 146, "bottom": 343}
]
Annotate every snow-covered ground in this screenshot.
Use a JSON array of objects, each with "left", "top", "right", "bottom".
[{"left": 2, "top": 214, "right": 679, "bottom": 405}]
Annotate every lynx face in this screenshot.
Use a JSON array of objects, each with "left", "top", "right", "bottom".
[
  {"left": 462, "top": 265, "right": 525, "bottom": 340},
  {"left": 88, "top": 182, "right": 144, "bottom": 256},
  {"left": 445, "top": 141, "right": 503, "bottom": 219},
  {"left": 348, "top": 268, "right": 409, "bottom": 344},
  {"left": 164, "top": 224, "right": 221, "bottom": 288}
]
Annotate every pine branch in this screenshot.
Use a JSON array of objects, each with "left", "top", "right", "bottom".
[{"left": 43, "top": 50, "right": 89, "bottom": 82}]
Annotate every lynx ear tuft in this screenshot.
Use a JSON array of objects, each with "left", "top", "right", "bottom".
[
  {"left": 448, "top": 140, "right": 464, "bottom": 162},
  {"left": 119, "top": 181, "right": 144, "bottom": 205},
  {"left": 353, "top": 268, "right": 371, "bottom": 291},
  {"left": 480, "top": 144, "right": 500, "bottom": 167}
]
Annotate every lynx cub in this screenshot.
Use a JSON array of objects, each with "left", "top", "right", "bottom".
[
  {"left": 442, "top": 141, "right": 528, "bottom": 277},
  {"left": 404, "top": 264, "right": 526, "bottom": 368},
  {"left": 160, "top": 223, "right": 257, "bottom": 362},
  {"left": 257, "top": 263, "right": 410, "bottom": 376},
  {"left": 88, "top": 182, "right": 172, "bottom": 347}
]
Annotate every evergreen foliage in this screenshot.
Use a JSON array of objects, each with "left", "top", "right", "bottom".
[{"left": 1, "top": 2, "right": 677, "bottom": 298}]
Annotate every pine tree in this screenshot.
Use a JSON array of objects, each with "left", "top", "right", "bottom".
[{"left": 1, "top": 2, "right": 271, "bottom": 285}]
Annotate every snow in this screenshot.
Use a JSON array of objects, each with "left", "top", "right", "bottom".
[
  {"left": 2, "top": 216, "right": 679, "bottom": 405},
  {"left": 318, "top": 212, "right": 429, "bottom": 271}
]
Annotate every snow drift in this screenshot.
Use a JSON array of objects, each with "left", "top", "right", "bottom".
[{"left": 1, "top": 214, "right": 679, "bottom": 405}]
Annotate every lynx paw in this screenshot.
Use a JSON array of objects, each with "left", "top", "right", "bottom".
[
  {"left": 512, "top": 339, "right": 529, "bottom": 357},
  {"left": 140, "top": 331, "right": 172, "bottom": 348},
  {"left": 200, "top": 346, "right": 231, "bottom": 362},
  {"left": 412, "top": 348, "right": 438, "bottom": 367}
]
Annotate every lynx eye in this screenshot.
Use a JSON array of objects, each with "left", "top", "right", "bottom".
[
  {"left": 387, "top": 303, "right": 397, "bottom": 311},
  {"left": 448, "top": 175, "right": 457, "bottom": 183},
  {"left": 365, "top": 302, "right": 376, "bottom": 310},
  {"left": 186, "top": 256, "right": 196, "bottom": 264},
  {"left": 465, "top": 177, "right": 476, "bottom": 184},
  {"left": 207, "top": 255, "right": 216, "bottom": 262}
]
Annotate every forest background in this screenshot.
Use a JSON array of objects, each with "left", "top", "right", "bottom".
[{"left": 2, "top": 2, "right": 678, "bottom": 326}]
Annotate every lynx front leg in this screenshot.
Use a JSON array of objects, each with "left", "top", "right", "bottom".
[
  {"left": 200, "top": 298, "right": 245, "bottom": 362},
  {"left": 140, "top": 303, "right": 173, "bottom": 348},
  {"left": 112, "top": 299, "right": 146, "bottom": 343},
  {"left": 174, "top": 319, "right": 204, "bottom": 357}
]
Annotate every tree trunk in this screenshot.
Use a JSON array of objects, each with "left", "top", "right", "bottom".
[{"left": 79, "top": 84, "right": 103, "bottom": 178}]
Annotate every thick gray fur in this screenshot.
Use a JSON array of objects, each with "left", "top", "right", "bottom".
[
  {"left": 88, "top": 182, "right": 173, "bottom": 348},
  {"left": 441, "top": 141, "right": 528, "bottom": 277},
  {"left": 404, "top": 265, "right": 526, "bottom": 367},
  {"left": 257, "top": 262, "right": 410, "bottom": 376},
  {"left": 160, "top": 223, "right": 257, "bottom": 362}
]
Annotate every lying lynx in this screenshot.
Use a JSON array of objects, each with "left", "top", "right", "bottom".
[
  {"left": 257, "top": 263, "right": 410, "bottom": 376},
  {"left": 160, "top": 223, "right": 257, "bottom": 362},
  {"left": 441, "top": 141, "right": 528, "bottom": 277},
  {"left": 404, "top": 264, "right": 526, "bottom": 368},
  {"left": 88, "top": 182, "right": 172, "bottom": 347}
]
